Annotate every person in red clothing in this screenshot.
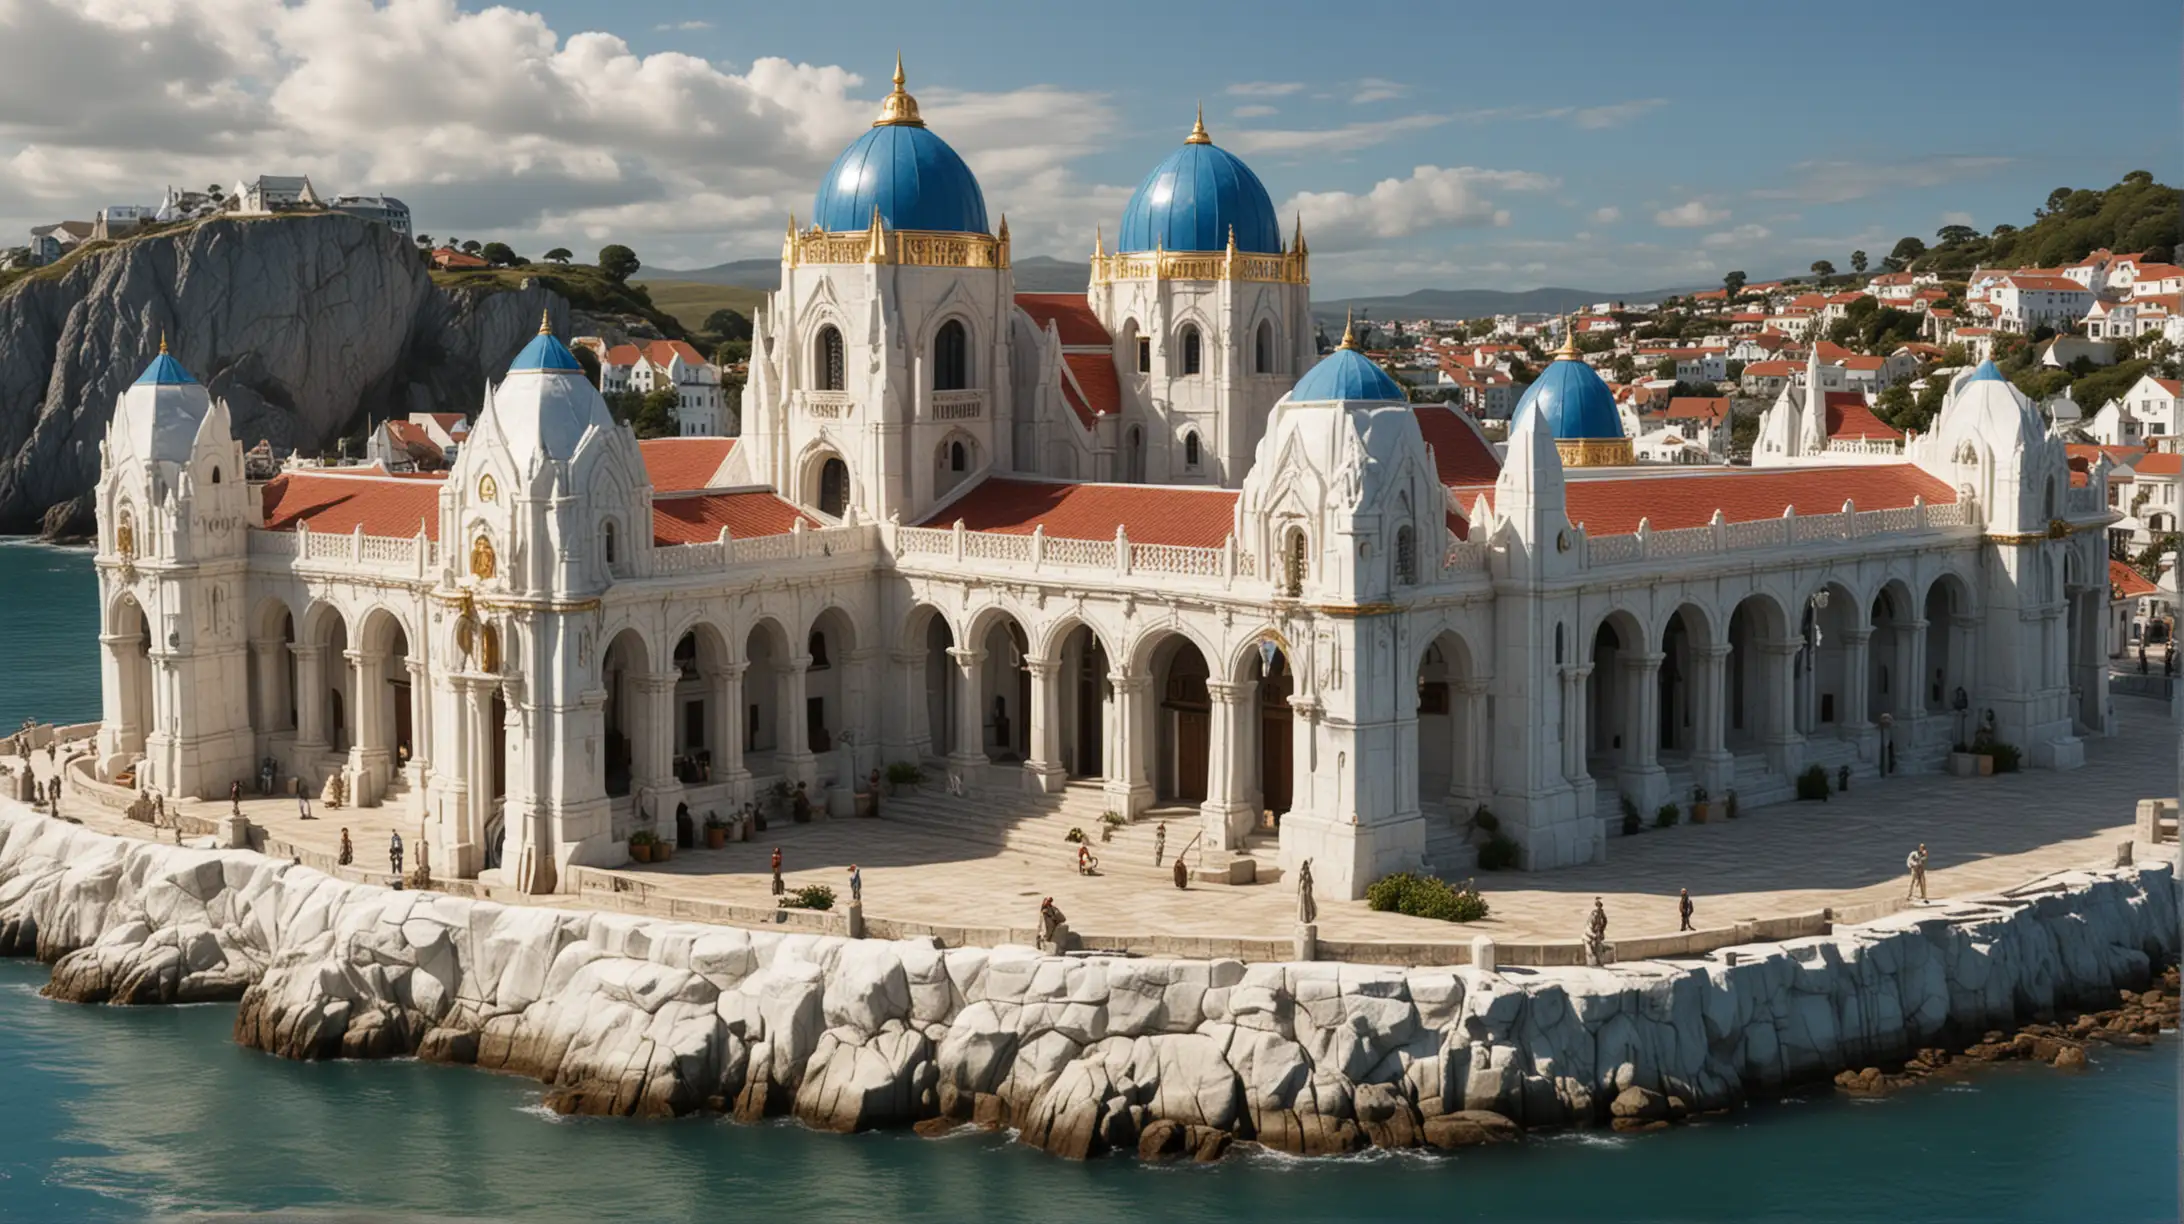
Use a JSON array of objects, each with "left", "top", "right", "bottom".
[{"left": 770, "top": 846, "right": 784, "bottom": 896}]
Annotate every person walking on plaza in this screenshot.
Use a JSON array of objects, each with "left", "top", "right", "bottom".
[
  {"left": 298, "top": 789, "right": 313, "bottom": 821},
  {"left": 1905, "top": 843, "right": 1929, "bottom": 903},
  {"left": 1172, "top": 853, "right": 1189, "bottom": 890},
  {"left": 771, "top": 847, "right": 785, "bottom": 896},
  {"left": 847, "top": 864, "right": 862, "bottom": 905},
  {"left": 389, "top": 830, "right": 404, "bottom": 878},
  {"left": 1678, "top": 888, "right": 1694, "bottom": 932},
  {"left": 1077, "top": 842, "right": 1098, "bottom": 876},
  {"left": 1153, "top": 821, "right": 1167, "bottom": 867},
  {"left": 337, "top": 828, "right": 353, "bottom": 867}
]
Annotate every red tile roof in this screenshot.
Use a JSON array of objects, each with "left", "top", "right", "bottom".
[
  {"left": 1412, "top": 404, "right": 1502, "bottom": 485},
  {"left": 639, "top": 437, "right": 738, "bottom": 492},
  {"left": 1017, "top": 294, "right": 1113, "bottom": 346},
  {"left": 922, "top": 477, "right": 1236, "bottom": 547},
  {"left": 261, "top": 469, "right": 444, "bottom": 539},
  {"left": 1743, "top": 360, "right": 1798, "bottom": 376},
  {"left": 1060, "top": 352, "right": 1121, "bottom": 428},
  {"left": 1820, "top": 391, "right": 1902, "bottom": 441},
  {"left": 1665, "top": 396, "right": 1729, "bottom": 422},
  {"left": 2131, "top": 452, "right": 2182, "bottom": 476},
  {"left": 1453, "top": 464, "right": 1954, "bottom": 535},
  {"left": 651, "top": 490, "right": 810, "bottom": 544},
  {"left": 2111, "top": 560, "right": 2158, "bottom": 599},
  {"left": 603, "top": 344, "right": 641, "bottom": 368},
  {"left": 639, "top": 339, "right": 708, "bottom": 368}
]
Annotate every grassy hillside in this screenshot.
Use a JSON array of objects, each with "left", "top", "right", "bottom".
[
  {"left": 433, "top": 262, "right": 691, "bottom": 340},
  {"left": 1910, "top": 171, "right": 2178, "bottom": 273},
  {"left": 634, "top": 279, "right": 768, "bottom": 334}
]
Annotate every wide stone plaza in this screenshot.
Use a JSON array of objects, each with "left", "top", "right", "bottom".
[{"left": 20, "top": 691, "right": 2176, "bottom": 959}]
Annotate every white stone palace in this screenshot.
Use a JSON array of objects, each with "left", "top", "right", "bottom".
[{"left": 86, "top": 65, "right": 2120, "bottom": 899}]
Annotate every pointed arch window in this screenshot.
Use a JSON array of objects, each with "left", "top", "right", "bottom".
[
  {"left": 1254, "top": 319, "right": 1274, "bottom": 374},
  {"left": 934, "top": 319, "right": 969, "bottom": 391},
  {"left": 1395, "top": 525, "right": 1417, "bottom": 585},
  {"left": 1183, "top": 431, "right": 1202, "bottom": 471},
  {"left": 815, "top": 325, "right": 845, "bottom": 392},
  {"left": 1180, "top": 325, "right": 1203, "bottom": 376},
  {"left": 602, "top": 519, "right": 619, "bottom": 568},
  {"left": 817, "top": 457, "right": 849, "bottom": 517},
  {"left": 950, "top": 440, "right": 968, "bottom": 472},
  {"left": 1282, "top": 527, "right": 1308, "bottom": 596}
]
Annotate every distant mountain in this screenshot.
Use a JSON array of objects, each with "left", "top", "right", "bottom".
[
  {"left": 1312, "top": 284, "right": 1708, "bottom": 324},
  {"left": 642, "top": 255, "right": 1091, "bottom": 294}
]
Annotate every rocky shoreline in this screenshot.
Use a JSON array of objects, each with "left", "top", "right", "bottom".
[{"left": 0, "top": 806, "right": 2175, "bottom": 1162}]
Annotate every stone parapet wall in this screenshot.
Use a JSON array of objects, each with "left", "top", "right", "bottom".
[{"left": 0, "top": 804, "right": 2173, "bottom": 1159}]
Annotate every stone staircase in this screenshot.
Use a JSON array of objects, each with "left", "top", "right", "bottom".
[{"left": 874, "top": 779, "right": 1281, "bottom": 886}]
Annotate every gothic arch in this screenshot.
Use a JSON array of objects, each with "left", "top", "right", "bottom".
[{"left": 1034, "top": 612, "right": 1116, "bottom": 664}]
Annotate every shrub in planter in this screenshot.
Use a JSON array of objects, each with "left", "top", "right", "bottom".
[
  {"left": 1796, "top": 764, "right": 1831, "bottom": 802},
  {"left": 703, "top": 815, "right": 728, "bottom": 849},
  {"left": 885, "top": 761, "right": 924, "bottom": 793},
  {"left": 1472, "top": 806, "right": 1500, "bottom": 834},
  {"left": 1655, "top": 802, "right": 1680, "bottom": 829},
  {"left": 1365, "top": 872, "right": 1491, "bottom": 922},
  {"left": 627, "top": 830, "right": 655, "bottom": 863},
  {"left": 1476, "top": 833, "right": 1520, "bottom": 872},
  {"left": 1620, "top": 794, "right": 1642, "bottom": 836},
  {"left": 1988, "top": 742, "right": 2022, "bottom": 773},
  {"left": 780, "top": 883, "right": 836, "bottom": 911},
  {"left": 1725, "top": 789, "right": 1740, "bottom": 819},
  {"left": 1064, "top": 826, "right": 1087, "bottom": 844}
]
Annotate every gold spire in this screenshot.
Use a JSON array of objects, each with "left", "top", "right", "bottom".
[
  {"left": 158, "top": 330, "right": 169, "bottom": 355},
  {"left": 874, "top": 53, "right": 925, "bottom": 127},
  {"left": 865, "top": 205, "right": 887, "bottom": 263},
  {"left": 1186, "top": 102, "right": 1211, "bottom": 144},
  {"left": 1553, "top": 314, "right": 1581, "bottom": 360},
  {"left": 1338, "top": 309, "right": 1359, "bottom": 350},
  {"left": 538, "top": 309, "right": 552, "bottom": 335}
]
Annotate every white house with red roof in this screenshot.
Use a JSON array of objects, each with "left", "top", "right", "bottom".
[
  {"left": 1989, "top": 275, "right": 2095, "bottom": 333},
  {"left": 84, "top": 61, "right": 2119, "bottom": 902},
  {"left": 572, "top": 336, "right": 728, "bottom": 437},
  {"left": 2085, "top": 374, "right": 2182, "bottom": 448}
]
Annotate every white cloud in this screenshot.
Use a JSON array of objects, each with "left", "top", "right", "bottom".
[
  {"left": 1655, "top": 200, "right": 1729, "bottom": 228},
  {"left": 1350, "top": 77, "right": 1406, "bottom": 104},
  {"left": 1225, "top": 81, "right": 1305, "bottom": 97},
  {"left": 0, "top": 0, "right": 1125, "bottom": 267},
  {"left": 1939, "top": 210, "right": 1975, "bottom": 227},
  {"left": 1752, "top": 156, "right": 2012, "bottom": 205},
  {"left": 654, "top": 20, "right": 712, "bottom": 31},
  {"left": 1701, "top": 223, "right": 1770, "bottom": 248},
  {"left": 1226, "top": 113, "right": 1449, "bottom": 155},
  {"left": 1279, "top": 165, "right": 1554, "bottom": 250},
  {"left": 1590, "top": 205, "right": 1621, "bottom": 224},
  {"left": 1230, "top": 104, "right": 1277, "bottom": 119},
  {"left": 1567, "top": 98, "right": 1666, "bottom": 129}
]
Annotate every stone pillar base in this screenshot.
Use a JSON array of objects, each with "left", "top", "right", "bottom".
[
  {"left": 1021, "top": 762, "right": 1067, "bottom": 795},
  {"left": 1470, "top": 935, "right": 1497, "bottom": 974},
  {"left": 1294, "top": 922, "right": 1318, "bottom": 962},
  {"left": 846, "top": 900, "right": 866, "bottom": 939},
  {"left": 1198, "top": 799, "right": 1256, "bottom": 850},
  {"left": 225, "top": 813, "right": 252, "bottom": 850},
  {"left": 1101, "top": 779, "right": 1153, "bottom": 818}
]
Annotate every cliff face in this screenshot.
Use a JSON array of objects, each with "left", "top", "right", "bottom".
[{"left": 0, "top": 213, "right": 567, "bottom": 536}]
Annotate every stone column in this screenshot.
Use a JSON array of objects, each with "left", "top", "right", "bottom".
[
  {"left": 1620, "top": 650, "right": 1667, "bottom": 811},
  {"left": 1692, "top": 643, "right": 1734, "bottom": 795},
  {"left": 1103, "top": 673, "right": 1152, "bottom": 816},
  {"left": 710, "top": 661, "right": 750, "bottom": 795},
  {"left": 290, "top": 643, "right": 328, "bottom": 764},
  {"left": 452, "top": 674, "right": 488, "bottom": 878},
  {"left": 98, "top": 631, "right": 143, "bottom": 767},
  {"left": 1559, "top": 664, "right": 1592, "bottom": 783},
  {"left": 1199, "top": 678, "right": 1258, "bottom": 848},
  {"left": 779, "top": 656, "right": 815, "bottom": 784},
  {"left": 1839, "top": 626, "right": 1875, "bottom": 757},
  {"left": 345, "top": 648, "right": 391, "bottom": 805},
  {"left": 1900, "top": 616, "right": 1930, "bottom": 754},
  {"left": 250, "top": 637, "right": 287, "bottom": 742},
  {"left": 1453, "top": 679, "right": 1491, "bottom": 807},
  {"left": 947, "top": 647, "right": 986, "bottom": 782},
  {"left": 1023, "top": 656, "right": 1066, "bottom": 794},
  {"left": 404, "top": 657, "right": 432, "bottom": 778},
  {"left": 889, "top": 648, "right": 931, "bottom": 763},
  {"left": 1764, "top": 640, "right": 1805, "bottom": 778},
  {"left": 1288, "top": 694, "right": 1318, "bottom": 819}
]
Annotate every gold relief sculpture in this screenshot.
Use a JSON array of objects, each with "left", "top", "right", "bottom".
[
  {"left": 1089, "top": 248, "right": 1308, "bottom": 286},
  {"left": 115, "top": 516, "right": 135, "bottom": 559},
  {"left": 1556, "top": 438, "right": 1636, "bottom": 467},
  {"left": 470, "top": 533, "right": 497, "bottom": 580},
  {"left": 791, "top": 226, "right": 1005, "bottom": 270},
  {"left": 478, "top": 474, "right": 498, "bottom": 503}
]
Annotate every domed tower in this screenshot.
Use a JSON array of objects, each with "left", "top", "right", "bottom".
[
  {"left": 737, "top": 58, "right": 1015, "bottom": 524},
  {"left": 1092, "top": 109, "right": 1312, "bottom": 487},
  {"left": 93, "top": 339, "right": 254, "bottom": 798},
  {"left": 432, "top": 316, "right": 650, "bottom": 891},
  {"left": 1509, "top": 329, "right": 1631, "bottom": 467},
  {"left": 1236, "top": 324, "right": 1442, "bottom": 896}
]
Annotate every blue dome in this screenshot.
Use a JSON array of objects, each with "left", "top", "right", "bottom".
[
  {"left": 509, "top": 327, "right": 582, "bottom": 374},
  {"left": 1963, "top": 359, "right": 2006, "bottom": 384},
  {"left": 1117, "top": 122, "right": 1280, "bottom": 254},
  {"left": 1513, "top": 355, "right": 1620, "bottom": 440},
  {"left": 133, "top": 351, "right": 197, "bottom": 386},
  {"left": 812, "top": 123, "right": 988, "bottom": 235},
  {"left": 1290, "top": 346, "right": 1404, "bottom": 403}
]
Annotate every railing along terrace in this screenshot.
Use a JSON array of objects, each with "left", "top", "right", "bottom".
[
  {"left": 892, "top": 520, "right": 1253, "bottom": 586},
  {"left": 648, "top": 522, "right": 875, "bottom": 576},
  {"left": 251, "top": 525, "right": 438, "bottom": 575},
  {"left": 1583, "top": 495, "right": 1975, "bottom": 569}
]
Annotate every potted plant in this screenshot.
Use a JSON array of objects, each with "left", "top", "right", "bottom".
[
  {"left": 1947, "top": 740, "right": 1989, "bottom": 778},
  {"left": 704, "top": 813, "right": 728, "bottom": 850},
  {"left": 1795, "top": 764, "right": 1831, "bottom": 801},
  {"left": 1654, "top": 802, "right": 1681, "bottom": 829},
  {"left": 768, "top": 779, "right": 793, "bottom": 820},
  {"left": 1724, "top": 788, "right": 1739, "bottom": 819},
  {"left": 1690, "top": 785, "right": 1712, "bottom": 824},
  {"left": 627, "top": 829, "right": 653, "bottom": 863},
  {"left": 653, "top": 835, "right": 674, "bottom": 864},
  {"left": 885, "top": 761, "right": 924, "bottom": 796},
  {"left": 1619, "top": 794, "right": 1642, "bottom": 836}
]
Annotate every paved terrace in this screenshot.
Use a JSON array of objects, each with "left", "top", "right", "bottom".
[{"left": 19, "top": 694, "right": 2178, "bottom": 965}]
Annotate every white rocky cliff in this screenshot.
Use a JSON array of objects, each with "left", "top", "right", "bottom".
[{"left": 0, "top": 807, "right": 2173, "bottom": 1159}]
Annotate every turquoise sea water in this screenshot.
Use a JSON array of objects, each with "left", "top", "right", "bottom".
[{"left": 0, "top": 539, "right": 2178, "bottom": 1223}]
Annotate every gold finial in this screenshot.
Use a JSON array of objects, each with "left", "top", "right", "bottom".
[
  {"left": 1186, "top": 102, "right": 1211, "bottom": 144},
  {"left": 158, "top": 330, "right": 169, "bottom": 355},
  {"left": 538, "top": 309, "right": 552, "bottom": 336},
  {"left": 1339, "top": 309, "right": 1359, "bottom": 350},
  {"left": 1553, "top": 314, "right": 1581, "bottom": 360},
  {"left": 865, "top": 205, "right": 887, "bottom": 263},
  {"left": 874, "top": 53, "right": 925, "bottom": 127},
  {"left": 1093, "top": 224, "right": 1104, "bottom": 258}
]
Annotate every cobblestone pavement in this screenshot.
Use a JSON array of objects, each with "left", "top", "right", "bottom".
[{"left": 22, "top": 695, "right": 2179, "bottom": 948}]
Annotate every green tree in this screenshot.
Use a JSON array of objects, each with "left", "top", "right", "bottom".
[
  {"left": 1723, "top": 270, "right": 1747, "bottom": 298},
  {"left": 414, "top": 233, "right": 432, "bottom": 248},
  {"left": 1810, "top": 259, "right": 1836, "bottom": 280},
  {"left": 1652, "top": 356, "right": 1678, "bottom": 380},
  {"left": 480, "top": 241, "right": 519, "bottom": 267},
  {"left": 2038, "top": 186, "right": 2073, "bottom": 218},
  {"left": 460, "top": 239, "right": 482, "bottom": 254},
  {"left": 597, "top": 244, "right": 641, "bottom": 282},
  {"left": 632, "top": 387, "right": 679, "bottom": 438},
  {"left": 1611, "top": 353, "right": 1637, "bottom": 383},
  {"left": 1850, "top": 250, "right": 1868, "bottom": 274},
  {"left": 572, "top": 343, "right": 602, "bottom": 389},
  {"left": 1875, "top": 381, "right": 1913, "bottom": 426},
  {"left": 1937, "top": 224, "right": 1978, "bottom": 245},
  {"left": 702, "top": 308, "right": 752, "bottom": 340},
  {"left": 1903, "top": 377, "right": 1948, "bottom": 433},
  {"left": 543, "top": 247, "right": 573, "bottom": 263},
  {"left": 713, "top": 339, "right": 751, "bottom": 367},
  {"left": 1887, "top": 236, "right": 1927, "bottom": 269}
]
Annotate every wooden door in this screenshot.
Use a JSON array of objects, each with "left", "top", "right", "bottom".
[{"left": 1175, "top": 709, "right": 1209, "bottom": 802}]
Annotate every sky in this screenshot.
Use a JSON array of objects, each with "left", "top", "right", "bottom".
[{"left": 0, "top": 0, "right": 2175, "bottom": 296}]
